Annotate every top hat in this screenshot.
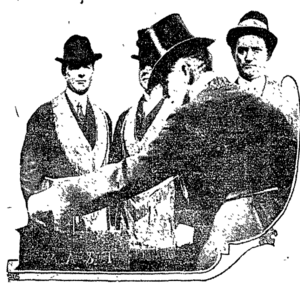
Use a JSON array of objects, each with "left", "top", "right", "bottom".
[
  {"left": 131, "top": 14, "right": 215, "bottom": 91},
  {"left": 55, "top": 35, "right": 102, "bottom": 65},
  {"left": 226, "top": 11, "right": 278, "bottom": 57}
]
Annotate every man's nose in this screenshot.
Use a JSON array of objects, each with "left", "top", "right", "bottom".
[
  {"left": 245, "top": 49, "right": 254, "bottom": 62},
  {"left": 78, "top": 73, "right": 85, "bottom": 78}
]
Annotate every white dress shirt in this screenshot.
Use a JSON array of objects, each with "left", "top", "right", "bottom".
[
  {"left": 236, "top": 75, "right": 267, "bottom": 97},
  {"left": 65, "top": 87, "right": 88, "bottom": 116}
]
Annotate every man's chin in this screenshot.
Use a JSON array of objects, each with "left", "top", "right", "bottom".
[
  {"left": 69, "top": 84, "right": 90, "bottom": 95},
  {"left": 241, "top": 70, "right": 258, "bottom": 81},
  {"left": 75, "top": 88, "right": 89, "bottom": 95}
]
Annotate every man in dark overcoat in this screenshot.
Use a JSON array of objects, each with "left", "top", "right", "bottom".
[{"left": 18, "top": 35, "right": 112, "bottom": 269}]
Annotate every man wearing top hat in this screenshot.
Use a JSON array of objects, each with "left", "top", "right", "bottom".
[
  {"left": 106, "top": 13, "right": 228, "bottom": 256},
  {"left": 17, "top": 14, "right": 296, "bottom": 271},
  {"left": 98, "top": 13, "right": 296, "bottom": 271},
  {"left": 29, "top": 14, "right": 231, "bottom": 270},
  {"left": 17, "top": 17, "right": 225, "bottom": 270},
  {"left": 18, "top": 35, "right": 112, "bottom": 269}
]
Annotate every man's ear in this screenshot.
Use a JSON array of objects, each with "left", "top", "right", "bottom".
[
  {"left": 181, "top": 63, "right": 188, "bottom": 76},
  {"left": 181, "top": 60, "right": 194, "bottom": 85},
  {"left": 231, "top": 45, "right": 239, "bottom": 61},
  {"left": 139, "top": 65, "right": 153, "bottom": 90}
]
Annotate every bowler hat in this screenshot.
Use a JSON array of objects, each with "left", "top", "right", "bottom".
[
  {"left": 131, "top": 14, "right": 215, "bottom": 91},
  {"left": 55, "top": 35, "right": 102, "bottom": 65},
  {"left": 226, "top": 11, "right": 277, "bottom": 57}
]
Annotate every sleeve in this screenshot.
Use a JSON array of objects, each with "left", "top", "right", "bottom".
[
  {"left": 101, "top": 112, "right": 193, "bottom": 204},
  {"left": 281, "top": 75, "right": 300, "bottom": 134},
  {"left": 20, "top": 105, "right": 52, "bottom": 203},
  {"left": 105, "top": 91, "right": 298, "bottom": 206}
]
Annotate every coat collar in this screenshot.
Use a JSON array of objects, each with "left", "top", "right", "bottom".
[
  {"left": 51, "top": 92, "right": 110, "bottom": 174},
  {"left": 65, "top": 87, "right": 88, "bottom": 115}
]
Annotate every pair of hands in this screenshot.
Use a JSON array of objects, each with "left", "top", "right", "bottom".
[{"left": 27, "top": 165, "right": 127, "bottom": 226}]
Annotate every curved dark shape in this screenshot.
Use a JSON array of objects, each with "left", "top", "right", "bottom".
[{"left": 112, "top": 86, "right": 298, "bottom": 271}]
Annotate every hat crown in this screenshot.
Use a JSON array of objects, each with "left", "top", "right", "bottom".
[
  {"left": 239, "top": 11, "right": 269, "bottom": 29},
  {"left": 133, "top": 14, "right": 195, "bottom": 67},
  {"left": 63, "top": 35, "right": 94, "bottom": 63},
  {"left": 150, "top": 14, "right": 193, "bottom": 51},
  {"left": 55, "top": 34, "right": 102, "bottom": 64},
  {"left": 226, "top": 11, "right": 277, "bottom": 57},
  {"left": 132, "top": 13, "right": 214, "bottom": 91}
]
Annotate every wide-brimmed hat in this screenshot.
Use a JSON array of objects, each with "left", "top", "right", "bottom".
[
  {"left": 55, "top": 35, "right": 102, "bottom": 65},
  {"left": 131, "top": 14, "right": 215, "bottom": 91},
  {"left": 226, "top": 11, "right": 277, "bottom": 57}
]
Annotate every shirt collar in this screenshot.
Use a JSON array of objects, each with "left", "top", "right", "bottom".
[
  {"left": 65, "top": 87, "right": 88, "bottom": 115},
  {"left": 236, "top": 75, "right": 267, "bottom": 96}
]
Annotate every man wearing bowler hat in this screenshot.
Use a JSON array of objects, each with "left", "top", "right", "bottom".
[
  {"left": 25, "top": 14, "right": 226, "bottom": 270},
  {"left": 18, "top": 35, "right": 112, "bottom": 269},
  {"left": 193, "top": 11, "right": 300, "bottom": 270},
  {"left": 17, "top": 20, "right": 224, "bottom": 270},
  {"left": 226, "top": 10, "right": 299, "bottom": 133}
]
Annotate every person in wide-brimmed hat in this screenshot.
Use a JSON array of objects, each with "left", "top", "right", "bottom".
[{"left": 18, "top": 35, "right": 113, "bottom": 269}]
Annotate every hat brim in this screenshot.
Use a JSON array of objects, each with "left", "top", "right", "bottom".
[
  {"left": 55, "top": 53, "right": 102, "bottom": 64},
  {"left": 131, "top": 54, "right": 139, "bottom": 60},
  {"left": 226, "top": 27, "right": 277, "bottom": 55},
  {"left": 147, "top": 37, "right": 215, "bottom": 91}
]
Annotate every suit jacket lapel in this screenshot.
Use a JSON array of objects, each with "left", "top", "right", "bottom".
[
  {"left": 123, "top": 95, "right": 179, "bottom": 156},
  {"left": 51, "top": 92, "right": 109, "bottom": 174}
]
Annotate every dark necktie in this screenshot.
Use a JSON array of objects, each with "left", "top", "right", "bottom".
[
  {"left": 136, "top": 98, "right": 146, "bottom": 141},
  {"left": 135, "top": 97, "right": 165, "bottom": 141},
  {"left": 76, "top": 102, "right": 85, "bottom": 121}
]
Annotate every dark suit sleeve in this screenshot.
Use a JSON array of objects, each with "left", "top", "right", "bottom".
[
  {"left": 88, "top": 91, "right": 296, "bottom": 220},
  {"left": 20, "top": 103, "right": 53, "bottom": 203},
  {"left": 113, "top": 112, "right": 191, "bottom": 201},
  {"left": 111, "top": 92, "right": 298, "bottom": 206}
]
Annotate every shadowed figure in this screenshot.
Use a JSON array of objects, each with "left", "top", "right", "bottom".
[{"left": 87, "top": 86, "right": 297, "bottom": 270}]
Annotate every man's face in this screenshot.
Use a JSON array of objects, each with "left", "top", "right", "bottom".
[
  {"left": 234, "top": 35, "right": 268, "bottom": 81},
  {"left": 65, "top": 63, "right": 94, "bottom": 95}
]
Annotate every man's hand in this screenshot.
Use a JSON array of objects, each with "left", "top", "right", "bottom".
[
  {"left": 27, "top": 179, "right": 71, "bottom": 225},
  {"left": 207, "top": 76, "right": 230, "bottom": 89},
  {"left": 188, "top": 73, "right": 232, "bottom": 102}
]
